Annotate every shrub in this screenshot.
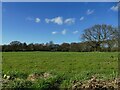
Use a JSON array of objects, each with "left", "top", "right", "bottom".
[{"left": 3, "top": 80, "right": 33, "bottom": 89}]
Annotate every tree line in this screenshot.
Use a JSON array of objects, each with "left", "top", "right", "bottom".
[{"left": 2, "top": 24, "right": 119, "bottom": 52}]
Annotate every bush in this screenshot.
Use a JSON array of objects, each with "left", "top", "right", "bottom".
[{"left": 31, "top": 75, "right": 63, "bottom": 90}]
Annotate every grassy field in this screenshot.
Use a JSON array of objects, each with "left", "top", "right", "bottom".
[{"left": 2, "top": 52, "right": 118, "bottom": 89}]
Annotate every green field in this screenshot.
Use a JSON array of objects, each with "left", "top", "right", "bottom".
[{"left": 2, "top": 52, "right": 118, "bottom": 89}]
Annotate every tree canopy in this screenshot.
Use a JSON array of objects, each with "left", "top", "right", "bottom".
[{"left": 82, "top": 24, "right": 118, "bottom": 51}]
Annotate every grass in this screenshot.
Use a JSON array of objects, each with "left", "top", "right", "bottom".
[{"left": 2, "top": 52, "right": 118, "bottom": 89}]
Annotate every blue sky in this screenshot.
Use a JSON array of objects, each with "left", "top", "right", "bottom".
[{"left": 2, "top": 2, "right": 118, "bottom": 44}]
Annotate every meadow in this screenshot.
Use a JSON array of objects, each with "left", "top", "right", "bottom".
[{"left": 2, "top": 52, "right": 118, "bottom": 89}]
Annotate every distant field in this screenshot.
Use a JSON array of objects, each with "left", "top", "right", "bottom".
[{"left": 2, "top": 52, "right": 118, "bottom": 89}]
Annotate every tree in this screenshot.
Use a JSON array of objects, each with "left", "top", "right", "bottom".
[
  {"left": 82, "top": 24, "right": 117, "bottom": 51},
  {"left": 70, "top": 43, "right": 80, "bottom": 52},
  {"left": 28, "top": 43, "right": 34, "bottom": 51},
  {"left": 48, "top": 41, "right": 54, "bottom": 51},
  {"left": 9, "top": 41, "right": 22, "bottom": 51},
  {"left": 60, "top": 43, "right": 70, "bottom": 51}
]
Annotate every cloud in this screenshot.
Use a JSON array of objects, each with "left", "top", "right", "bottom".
[
  {"left": 45, "top": 17, "right": 63, "bottom": 25},
  {"left": 86, "top": 9, "right": 94, "bottom": 15},
  {"left": 73, "top": 30, "right": 78, "bottom": 34},
  {"left": 52, "top": 31, "right": 57, "bottom": 35},
  {"left": 110, "top": 5, "right": 118, "bottom": 12},
  {"left": 80, "top": 17, "right": 84, "bottom": 21},
  {"left": 62, "top": 29, "right": 67, "bottom": 35},
  {"left": 26, "top": 17, "right": 41, "bottom": 23},
  {"left": 35, "top": 18, "right": 40, "bottom": 23},
  {"left": 45, "top": 18, "right": 50, "bottom": 23},
  {"left": 45, "top": 17, "right": 76, "bottom": 25},
  {"left": 26, "top": 17, "right": 34, "bottom": 21},
  {"left": 64, "top": 18, "right": 75, "bottom": 25}
]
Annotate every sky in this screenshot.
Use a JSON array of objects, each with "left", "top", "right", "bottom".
[{"left": 2, "top": 2, "right": 118, "bottom": 44}]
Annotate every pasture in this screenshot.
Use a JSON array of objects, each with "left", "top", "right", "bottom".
[{"left": 2, "top": 52, "right": 118, "bottom": 89}]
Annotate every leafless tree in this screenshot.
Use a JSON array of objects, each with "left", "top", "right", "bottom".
[{"left": 82, "top": 24, "right": 117, "bottom": 51}]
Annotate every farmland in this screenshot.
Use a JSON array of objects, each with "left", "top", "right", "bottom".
[{"left": 2, "top": 52, "right": 118, "bottom": 89}]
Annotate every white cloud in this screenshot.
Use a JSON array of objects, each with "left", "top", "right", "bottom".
[
  {"left": 35, "top": 18, "right": 40, "bottom": 23},
  {"left": 80, "top": 17, "right": 84, "bottom": 21},
  {"left": 64, "top": 18, "right": 75, "bottom": 24},
  {"left": 73, "top": 30, "right": 78, "bottom": 34},
  {"left": 45, "top": 18, "right": 50, "bottom": 23},
  {"left": 52, "top": 31, "right": 57, "bottom": 35},
  {"left": 52, "top": 17, "right": 63, "bottom": 25},
  {"left": 110, "top": 5, "right": 118, "bottom": 12},
  {"left": 26, "top": 17, "right": 34, "bottom": 21},
  {"left": 86, "top": 9, "right": 94, "bottom": 15},
  {"left": 62, "top": 29, "right": 67, "bottom": 35},
  {"left": 45, "top": 17, "right": 63, "bottom": 25}
]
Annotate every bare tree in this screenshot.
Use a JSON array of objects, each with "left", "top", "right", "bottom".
[{"left": 82, "top": 24, "right": 117, "bottom": 51}]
